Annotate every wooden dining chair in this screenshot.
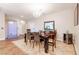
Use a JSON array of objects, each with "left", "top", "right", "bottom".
[
  {"left": 26, "top": 33, "right": 31, "bottom": 44},
  {"left": 48, "top": 30, "right": 57, "bottom": 51},
  {"left": 26, "top": 32, "right": 34, "bottom": 47},
  {"left": 24, "top": 33, "right": 27, "bottom": 44},
  {"left": 33, "top": 32, "right": 42, "bottom": 51}
]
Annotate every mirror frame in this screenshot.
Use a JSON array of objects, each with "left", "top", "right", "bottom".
[{"left": 44, "top": 21, "right": 55, "bottom": 31}]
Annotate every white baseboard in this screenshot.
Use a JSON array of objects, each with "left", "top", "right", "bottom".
[{"left": 0, "top": 38, "right": 5, "bottom": 40}]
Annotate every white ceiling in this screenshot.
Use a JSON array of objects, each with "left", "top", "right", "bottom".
[{"left": 0, "top": 3, "right": 76, "bottom": 20}]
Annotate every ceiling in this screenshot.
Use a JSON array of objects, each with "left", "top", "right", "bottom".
[{"left": 0, "top": 3, "right": 76, "bottom": 20}]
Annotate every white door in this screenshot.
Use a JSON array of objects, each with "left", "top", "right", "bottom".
[{"left": 7, "top": 21, "right": 17, "bottom": 39}]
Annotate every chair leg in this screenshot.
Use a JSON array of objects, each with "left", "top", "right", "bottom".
[
  {"left": 55, "top": 41, "right": 56, "bottom": 48},
  {"left": 24, "top": 38, "right": 27, "bottom": 45},
  {"left": 55, "top": 44, "right": 56, "bottom": 48},
  {"left": 39, "top": 43, "right": 40, "bottom": 52},
  {"left": 36, "top": 42, "right": 38, "bottom": 45},
  {"left": 52, "top": 45, "right": 54, "bottom": 51},
  {"left": 24, "top": 38, "right": 26, "bottom": 42},
  {"left": 26, "top": 41, "right": 27, "bottom": 45},
  {"left": 29, "top": 40, "right": 31, "bottom": 44},
  {"left": 29, "top": 40, "right": 32, "bottom": 47},
  {"left": 33, "top": 40, "right": 34, "bottom": 48}
]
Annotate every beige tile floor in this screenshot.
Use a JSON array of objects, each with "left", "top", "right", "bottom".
[{"left": 12, "top": 39, "right": 76, "bottom": 55}]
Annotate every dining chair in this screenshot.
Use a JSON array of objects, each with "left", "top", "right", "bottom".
[
  {"left": 26, "top": 33, "right": 31, "bottom": 44},
  {"left": 33, "top": 32, "right": 41, "bottom": 51},
  {"left": 39, "top": 31, "right": 44, "bottom": 43},
  {"left": 48, "top": 35, "right": 55, "bottom": 51},
  {"left": 48, "top": 30, "right": 57, "bottom": 51},
  {"left": 24, "top": 33, "right": 27, "bottom": 44}
]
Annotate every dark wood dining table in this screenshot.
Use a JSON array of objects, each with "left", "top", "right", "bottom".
[{"left": 25, "top": 31, "right": 56, "bottom": 53}]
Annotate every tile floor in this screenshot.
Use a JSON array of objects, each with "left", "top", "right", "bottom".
[{"left": 12, "top": 39, "right": 76, "bottom": 55}]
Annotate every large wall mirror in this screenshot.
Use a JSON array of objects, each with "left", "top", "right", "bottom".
[{"left": 44, "top": 21, "right": 55, "bottom": 31}]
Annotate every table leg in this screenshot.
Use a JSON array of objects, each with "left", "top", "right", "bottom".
[{"left": 44, "top": 38, "right": 48, "bottom": 53}]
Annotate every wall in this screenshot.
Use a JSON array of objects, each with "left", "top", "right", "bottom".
[
  {"left": 0, "top": 11, "right": 5, "bottom": 40},
  {"left": 73, "top": 4, "right": 79, "bottom": 54},
  {"left": 27, "top": 9, "right": 74, "bottom": 41},
  {"left": 5, "top": 15, "right": 9, "bottom": 38},
  {"left": 74, "top": 25, "right": 79, "bottom": 54},
  {"left": 17, "top": 20, "right": 26, "bottom": 36}
]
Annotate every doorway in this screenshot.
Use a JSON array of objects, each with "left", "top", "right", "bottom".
[{"left": 7, "top": 21, "right": 18, "bottom": 39}]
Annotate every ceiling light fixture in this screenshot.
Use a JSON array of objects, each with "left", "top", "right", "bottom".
[
  {"left": 29, "top": 4, "right": 47, "bottom": 17},
  {"left": 8, "top": 21, "right": 14, "bottom": 24},
  {"left": 20, "top": 16, "right": 24, "bottom": 17},
  {"left": 20, "top": 20, "right": 25, "bottom": 24}
]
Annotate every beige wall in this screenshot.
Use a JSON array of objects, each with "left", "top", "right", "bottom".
[
  {"left": 17, "top": 19, "right": 26, "bottom": 36},
  {"left": 71, "top": 4, "right": 79, "bottom": 55},
  {"left": 73, "top": 4, "right": 79, "bottom": 54},
  {"left": 74, "top": 25, "right": 79, "bottom": 54},
  {"left": 0, "top": 11, "right": 5, "bottom": 40},
  {"left": 27, "top": 9, "right": 74, "bottom": 41},
  {"left": 5, "top": 15, "right": 9, "bottom": 38}
]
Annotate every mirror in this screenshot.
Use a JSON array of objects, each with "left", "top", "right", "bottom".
[{"left": 44, "top": 21, "right": 55, "bottom": 31}]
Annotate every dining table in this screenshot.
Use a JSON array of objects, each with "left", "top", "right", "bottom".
[{"left": 25, "top": 31, "right": 56, "bottom": 53}]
